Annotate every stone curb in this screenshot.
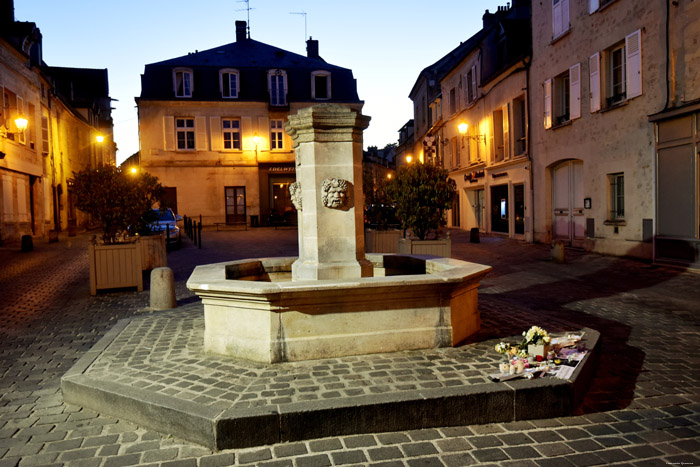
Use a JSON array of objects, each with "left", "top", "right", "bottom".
[{"left": 61, "top": 317, "right": 599, "bottom": 451}]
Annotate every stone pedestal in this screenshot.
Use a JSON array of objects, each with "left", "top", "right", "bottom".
[{"left": 285, "top": 104, "right": 372, "bottom": 281}]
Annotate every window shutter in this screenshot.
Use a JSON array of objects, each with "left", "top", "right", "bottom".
[
  {"left": 210, "top": 117, "right": 222, "bottom": 151},
  {"left": 552, "top": 0, "right": 562, "bottom": 37},
  {"left": 569, "top": 63, "right": 581, "bottom": 120},
  {"left": 503, "top": 104, "right": 510, "bottom": 159},
  {"left": 195, "top": 116, "right": 207, "bottom": 151},
  {"left": 163, "top": 116, "right": 175, "bottom": 151},
  {"left": 241, "top": 116, "right": 253, "bottom": 150},
  {"left": 543, "top": 79, "right": 552, "bottom": 129},
  {"left": 589, "top": 53, "right": 601, "bottom": 112},
  {"left": 589, "top": 0, "right": 599, "bottom": 14},
  {"left": 625, "top": 29, "right": 642, "bottom": 99},
  {"left": 471, "top": 65, "right": 477, "bottom": 101},
  {"left": 257, "top": 117, "right": 270, "bottom": 151},
  {"left": 41, "top": 115, "right": 49, "bottom": 155},
  {"left": 562, "top": 0, "right": 570, "bottom": 33}
]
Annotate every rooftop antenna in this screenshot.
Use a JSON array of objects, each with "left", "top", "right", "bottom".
[
  {"left": 290, "top": 11, "right": 307, "bottom": 42},
  {"left": 236, "top": 0, "right": 254, "bottom": 38}
]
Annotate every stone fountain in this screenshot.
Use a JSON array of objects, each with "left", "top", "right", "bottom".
[{"left": 187, "top": 104, "right": 492, "bottom": 363}]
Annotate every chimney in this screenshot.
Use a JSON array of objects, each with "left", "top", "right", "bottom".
[
  {"left": 1, "top": 0, "right": 14, "bottom": 27},
  {"left": 236, "top": 21, "right": 247, "bottom": 42},
  {"left": 306, "top": 37, "right": 319, "bottom": 59}
]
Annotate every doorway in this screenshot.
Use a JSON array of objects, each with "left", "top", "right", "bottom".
[
  {"left": 491, "top": 184, "right": 509, "bottom": 234},
  {"left": 225, "top": 186, "right": 246, "bottom": 225},
  {"left": 552, "top": 160, "right": 584, "bottom": 246}
]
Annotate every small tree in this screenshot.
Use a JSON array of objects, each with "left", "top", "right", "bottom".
[
  {"left": 72, "top": 165, "right": 163, "bottom": 244},
  {"left": 386, "top": 162, "right": 456, "bottom": 240}
]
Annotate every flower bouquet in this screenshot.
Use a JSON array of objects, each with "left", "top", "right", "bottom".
[{"left": 521, "top": 325, "right": 551, "bottom": 360}]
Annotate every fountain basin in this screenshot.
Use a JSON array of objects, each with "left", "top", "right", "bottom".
[{"left": 186, "top": 254, "right": 492, "bottom": 363}]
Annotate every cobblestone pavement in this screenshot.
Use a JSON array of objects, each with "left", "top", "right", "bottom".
[{"left": 1, "top": 228, "right": 698, "bottom": 467}]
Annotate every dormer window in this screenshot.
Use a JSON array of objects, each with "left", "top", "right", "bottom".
[
  {"left": 220, "top": 69, "right": 240, "bottom": 98},
  {"left": 311, "top": 71, "right": 331, "bottom": 100},
  {"left": 268, "top": 69, "right": 287, "bottom": 106},
  {"left": 173, "top": 68, "right": 193, "bottom": 98}
]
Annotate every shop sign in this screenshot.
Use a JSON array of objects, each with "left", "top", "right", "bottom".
[
  {"left": 268, "top": 166, "right": 295, "bottom": 173},
  {"left": 464, "top": 170, "right": 485, "bottom": 182}
]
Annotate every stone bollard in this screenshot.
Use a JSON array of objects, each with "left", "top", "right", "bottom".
[
  {"left": 150, "top": 267, "right": 177, "bottom": 310},
  {"left": 469, "top": 227, "right": 480, "bottom": 243},
  {"left": 21, "top": 235, "right": 33, "bottom": 252},
  {"left": 551, "top": 240, "right": 566, "bottom": 264}
]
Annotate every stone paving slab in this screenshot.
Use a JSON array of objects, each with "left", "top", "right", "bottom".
[{"left": 61, "top": 304, "right": 599, "bottom": 450}]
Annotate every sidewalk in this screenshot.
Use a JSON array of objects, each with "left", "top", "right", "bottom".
[{"left": 0, "top": 229, "right": 698, "bottom": 466}]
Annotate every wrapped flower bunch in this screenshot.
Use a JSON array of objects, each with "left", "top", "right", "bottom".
[{"left": 522, "top": 326, "right": 551, "bottom": 347}]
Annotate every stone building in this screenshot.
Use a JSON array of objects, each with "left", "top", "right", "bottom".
[
  {"left": 136, "top": 21, "right": 363, "bottom": 227},
  {"left": 529, "top": 0, "right": 662, "bottom": 259},
  {"left": 0, "top": 1, "right": 114, "bottom": 243},
  {"left": 648, "top": 0, "right": 700, "bottom": 269},
  {"left": 410, "top": 0, "right": 532, "bottom": 239}
]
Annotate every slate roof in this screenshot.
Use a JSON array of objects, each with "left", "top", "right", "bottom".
[{"left": 139, "top": 37, "right": 361, "bottom": 103}]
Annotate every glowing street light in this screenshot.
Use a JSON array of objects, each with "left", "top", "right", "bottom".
[
  {"left": 406, "top": 155, "right": 412, "bottom": 163},
  {"left": 95, "top": 134, "right": 105, "bottom": 143},
  {"left": 14, "top": 116, "right": 28, "bottom": 133},
  {"left": 458, "top": 122, "right": 468, "bottom": 135}
]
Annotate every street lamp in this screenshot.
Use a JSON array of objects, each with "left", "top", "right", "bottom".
[
  {"left": 14, "top": 116, "right": 28, "bottom": 133},
  {"left": 95, "top": 134, "right": 105, "bottom": 143},
  {"left": 458, "top": 121, "right": 485, "bottom": 144},
  {"left": 253, "top": 134, "right": 260, "bottom": 156},
  {"left": 406, "top": 155, "right": 412, "bottom": 163}
]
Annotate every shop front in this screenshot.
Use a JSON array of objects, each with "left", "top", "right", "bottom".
[{"left": 258, "top": 163, "right": 297, "bottom": 226}]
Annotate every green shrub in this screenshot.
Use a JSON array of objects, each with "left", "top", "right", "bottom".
[
  {"left": 72, "top": 165, "right": 163, "bottom": 244},
  {"left": 386, "top": 162, "right": 456, "bottom": 240}
]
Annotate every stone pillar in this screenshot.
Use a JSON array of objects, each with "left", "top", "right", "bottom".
[{"left": 286, "top": 104, "right": 372, "bottom": 281}]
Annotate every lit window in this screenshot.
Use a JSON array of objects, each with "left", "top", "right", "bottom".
[
  {"left": 270, "top": 119, "right": 284, "bottom": 150},
  {"left": 174, "top": 69, "right": 193, "bottom": 98},
  {"left": 222, "top": 119, "right": 241, "bottom": 150},
  {"left": 176, "top": 118, "right": 195, "bottom": 150},
  {"left": 220, "top": 69, "right": 240, "bottom": 98}
]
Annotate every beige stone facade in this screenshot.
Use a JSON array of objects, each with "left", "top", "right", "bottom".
[
  {"left": 1, "top": 21, "right": 114, "bottom": 243},
  {"left": 529, "top": 0, "right": 662, "bottom": 259}
]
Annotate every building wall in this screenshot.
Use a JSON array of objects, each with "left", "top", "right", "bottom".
[
  {"left": 529, "top": 0, "right": 663, "bottom": 259},
  {"left": 139, "top": 99, "right": 362, "bottom": 226}
]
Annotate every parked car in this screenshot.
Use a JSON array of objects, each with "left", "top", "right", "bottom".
[{"left": 150, "top": 208, "right": 182, "bottom": 245}]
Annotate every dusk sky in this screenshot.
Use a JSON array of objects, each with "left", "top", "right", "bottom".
[{"left": 14, "top": 0, "right": 505, "bottom": 164}]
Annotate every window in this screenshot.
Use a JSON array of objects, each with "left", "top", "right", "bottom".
[
  {"left": 552, "top": 0, "right": 570, "bottom": 39},
  {"left": 176, "top": 118, "right": 195, "bottom": 150},
  {"left": 554, "top": 71, "right": 570, "bottom": 125},
  {"left": 609, "top": 173, "right": 624, "bottom": 220},
  {"left": 16, "top": 96, "right": 25, "bottom": 144},
  {"left": 545, "top": 63, "right": 581, "bottom": 128},
  {"left": 268, "top": 69, "right": 287, "bottom": 106},
  {"left": 222, "top": 118, "right": 241, "bottom": 150},
  {"left": 220, "top": 69, "right": 239, "bottom": 98},
  {"left": 513, "top": 95, "right": 526, "bottom": 156},
  {"left": 173, "top": 69, "right": 193, "bottom": 98},
  {"left": 492, "top": 108, "right": 505, "bottom": 163},
  {"left": 591, "top": 30, "right": 642, "bottom": 111},
  {"left": 465, "top": 65, "right": 477, "bottom": 105},
  {"left": 449, "top": 88, "right": 456, "bottom": 115},
  {"left": 41, "top": 114, "right": 49, "bottom": 155},
  {"left": 270, "top": 119, "right": 284, "bottom": 150},
  {"left": 311, "top": 71, "right": 331, "bottom": 100}
]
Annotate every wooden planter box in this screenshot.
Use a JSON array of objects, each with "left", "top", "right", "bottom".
[
  {"left": 365, "top": 229, "right": 401, "bottom": 253},
  {"left": 398, "top": 237, "right": 452, "bottom": 257},
  {"left": 139, "top": 234, "right": 167, "bottom": 270},
  {"left": 89, "top": 241, "right": 143, "bottom": 295}
]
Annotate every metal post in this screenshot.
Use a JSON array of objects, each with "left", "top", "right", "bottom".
[
  {"left": 193, "top": 221, "right": 197, "bottom": 245},
  {"left": 197, "top": 222, "right": 202, "bottom": 249}
]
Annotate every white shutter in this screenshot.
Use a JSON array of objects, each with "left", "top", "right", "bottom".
[
  {"left": 210, "top": 117, "right": 222, "bottom": 151},
  {"left": 257, "top": 116, "right": 270, "bottom": 151},
  {"left": 589, "top": 0, "right": 599, "bottom": 14},
  {"left": 562, "top": 0, "right": 570, "bottom": 33},
  {"left": 625, "top": 29, "right": 642, "bottom": 99},
  {"left": 195, "top": 116, "right": 207, "bottom": 151},
  {"left": 241, "top": 116, "right": 253, "bottom": 150},
  {"left": 552, "top": 0, "right": 562, "bottom": 37},
  {"left": 503, "top": 104, "right": 510, "bottom": 159},
  {"left": 569, "top": 63, "right": 581, "bottom": 120},
  {"left": 589, "top": 53, "right": 601, "bottom": 112},
  {"left": 543, "top": 79, "right": 552, "bottom": 129},
  {"left": 163, "top": 116, "right": 175, "bottom": 151}
]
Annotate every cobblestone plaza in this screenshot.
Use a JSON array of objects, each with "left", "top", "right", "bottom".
[{"left": 1, "top": 229, "right": 698, "bottom": 466}]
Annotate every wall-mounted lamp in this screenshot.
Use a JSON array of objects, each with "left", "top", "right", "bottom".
[
  {"left": 387, "top": 173, "right": 393, "bottom": 180},
  {"left": 95, "top": 134, "right": 105, "bottom": 143},
  {"left": 458, "top": 122, "right": 485, "bottom": 143},
  {"left": 0, "top": 116, "right": 29, "bottom": 139},
  {"left": 253, "top": 134, "right": 260, "bottom": 155},
  {"left": 405, "top": 155, "right": 413, "bottom": 163}
]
